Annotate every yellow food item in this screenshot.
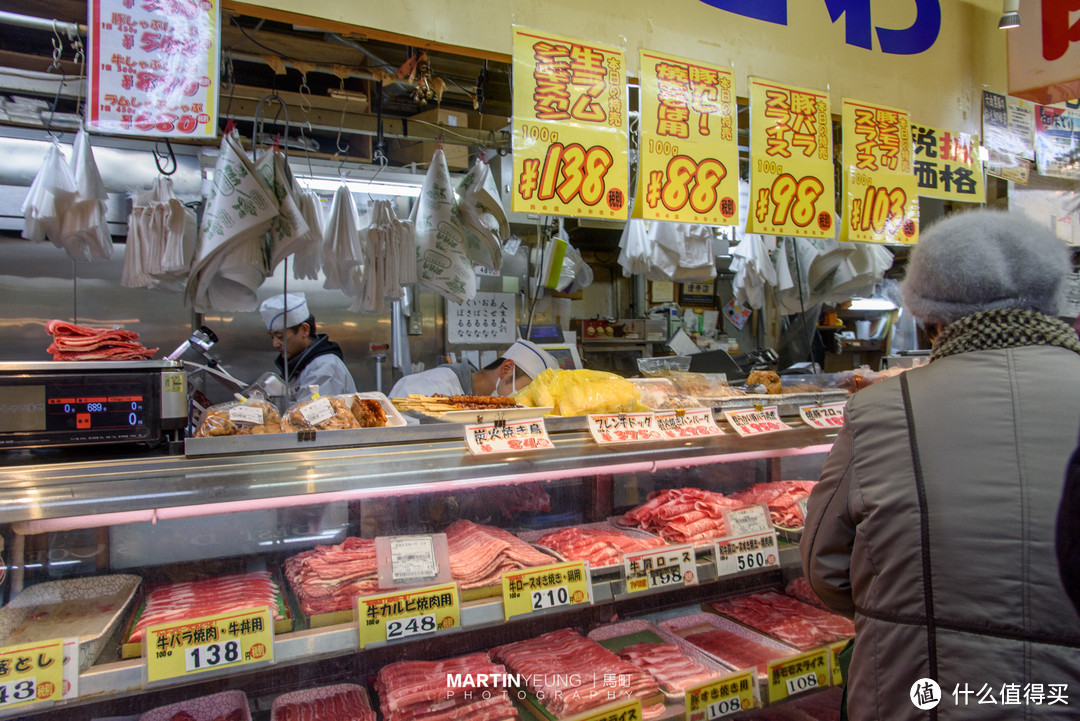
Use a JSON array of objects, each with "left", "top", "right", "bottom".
[{"left": 513, "top": 369, "right": 645, "bottom": 416}]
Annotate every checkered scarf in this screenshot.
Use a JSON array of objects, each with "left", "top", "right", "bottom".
[{"left": 931, "top": 309, "right": 1080, "bottom": 362}]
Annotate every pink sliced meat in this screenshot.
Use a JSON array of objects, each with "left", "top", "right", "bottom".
[
  {"left": 618, "top": 642, "right": 719, "bottom": 693},
  {"left": 376, "top": 653, "right": 517, "bottom": 721},
  {"left": 272, "top": 687, "right": 375, "bottom": 721},
  {"left": 535, "top": 527, "right": 666, "bottom": 568},
  {"left": 491, "top": 629, "right": 659, "bottom": 719},
  {"left": 706, "top": 591, "right": 855, "bottom": 650},
  {"left": 46, "top": 319, "right": 156, "bottom": 360},
  {"left": 284, "top": 537, "right": 379, "bottom": 616},
  {"left": 681, "top": 627, "right": 784, "bottom": 677},
  {"left": 621, "top": 488, "right": 741, "bottom": 544},
  {"left": 728, "top": 481, "right": 817, "bottom": 527},
  {"left": 785, "top": 577, "right": 827, "bottom": 609},
  {"left": 445, "top": 520, "right": 553, "bottom": 589}
]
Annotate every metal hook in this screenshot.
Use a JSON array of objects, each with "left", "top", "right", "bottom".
[
  {"left": 252, "top": 94, "right": 291, "bottom": 160},
  {"left": 369, "top": 152, "right": 388, "bottom": 183},
  {"left": 154, "top": 138, "right": 177, "bottom": 176},
  {"left": 298, "top": 76, "right": 312, "bottom": 114},
  {"left": 49, "top": 20, "right": 64, "bottom": 72}
]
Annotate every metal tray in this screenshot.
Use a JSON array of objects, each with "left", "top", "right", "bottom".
[
  {"left": 0, "top": 574, "right": 140, "bottom": 671},
  {"left": 704, "top": 390, "right": 850, "bottom": 418}
]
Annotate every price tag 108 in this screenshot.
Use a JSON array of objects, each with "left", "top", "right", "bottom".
[
  {"left": 685, "top": 668, "right": 757, "bottom": 721},
  {"left": 714, "top": 531, "right": 780, "bottom": 577},
  {"left": 766, "top": 648, "right": 829, "bottom": 703},
  {"left": 723, "top": 407, "right": 791, "bottom": 437},
  {"left": 570, "top": 698, "right": 642, "bottom": 721},
  {"left": 623, "top": 544, "right": 696, "bottom": 594},
  {"left": 0, "top": 638, "right": 64, "bottom": 710},
  {"left": 799, "top": 402, "right": 846, "bottom": 429},
  {"left": 502, "top": 561, "right": 591, "bottom": 621},
  {"left": 144, "top": 607, "right": 273, "bottom": 683},
  {"left": 587, "top": 412, "right": 661, "bottom": 445},
  {"left": 357, "top": 582, "right": 460, "bottom": 649}
]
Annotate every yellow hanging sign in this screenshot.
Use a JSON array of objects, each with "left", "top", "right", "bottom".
[
  {"left": 511, "top": 26, "right": 629, "bottom": 220},
  {"left": 911, "top": 124, "right": 985, "bottom": 203},
  {"left": 746, "top": 78, "right": 835, "bottom": 238},
  {"left": 840, "top": 98, "right": 920, "bottom": 244},
  {"left": 0, "top": 638, "right": 64, "bottom": 711},
  {"left": 637, "top": 50, "right": 739, "bottom": 224}
]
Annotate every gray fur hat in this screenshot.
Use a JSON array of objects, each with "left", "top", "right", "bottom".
[{"left": 901, "top": 209, "right": 1071, "bottom": 325}]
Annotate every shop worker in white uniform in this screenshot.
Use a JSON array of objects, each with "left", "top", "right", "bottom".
[
  {"left": 389, "top": 339, "right": 559, "bottom": 398},
  {"left": 260, "top": 293, "right": 357, "bottom": 403}
]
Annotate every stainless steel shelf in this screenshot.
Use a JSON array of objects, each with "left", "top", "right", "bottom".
[{"left": 0, "top": 424, "right": 835, "bottom": 526}]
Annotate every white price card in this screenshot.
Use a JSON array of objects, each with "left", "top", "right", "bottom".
[
  {"left": 299, "top": 397, "right": 335, "bottom": 426},
  {"left": 714, "top": 531, "right": 780, "bottom": 577},
  {"left": 530, "top": 585, "right": 571, "bottom": 611},
  {"left": 723, "top": 406, "right": 791, "bottom": 437},
  {"left": 228, "top": 405, "right": 264, "bottom": 425},
  {"left": 798, "top": 497, "right": 809, "bottom": 521},
  {"left": 184, "top": 639, "right": 242, "bottom": 672},
  {"left": 389, "top": 536, "right": 439, "bottom": 585},
  {"left": 61, "top": 638, "right": 78, "bottom": 700},
  {"left": 724, "top": 505, "right": 773, "bottom": 537},
  {"left": 799, "top": 402, "right": 846, "bottom": 429},
  {"left": 385, "top": 614, "right": 437, "bottom": 641},
  {"left": 623, "top": 544, "right": 697, "bottom": 594},
  {"left": 587, "top": 412, "right": 661, "bottom": 444},
  {"left": 465, "top": 418, "right": 552, "bottom": 454},
  {"left": 785, "top": 671, "right": 821, "bottom": 696},
  {"left": 655, "top": 408, "right": 724, "bottom": 439}
]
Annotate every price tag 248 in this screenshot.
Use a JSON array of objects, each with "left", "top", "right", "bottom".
[{"left": 386, "top": 614, "right": 436, "bottom": 641}]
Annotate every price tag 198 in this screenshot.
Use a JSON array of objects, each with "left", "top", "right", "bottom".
[
  {"left": 685, "top": 668, "right": 757, "bottom": 721},
  {"left": 465, "top": 418, "right": 552, "bottom": 455},
  {"left": 654, "top": 409, "right": 725, "bottom": 439},
  {"left": 587, "top": 412, "right": 661, "bottom": 445},
  {"left": 799, "top": 402, "right": 846, "bottom": 429},
  {"left": 357, "top": 582, "right": 460, "bottom": 649},
  {"left": 723, "top": 406, "right": 791, "bottom": 437},
  {"left": 766, "top": 648, "right": 829, "bottom": 703},
  {"left": 0, "top": 638, "right": 64, "bottom": 710},
  {"left": 723, "top": 505, "right": 773, "bottom": 537},
  {"left": 623, "top": 544, "right": 696, "bottom": 594},
  {"left": 713, "top": 531, "right": 779, "bottom": 577},
  {"left": 502, "top": 561, "right": 591, "bottom": 621},
  {"left": 145, "top": 607, "right": 274, "bottom": 683}
]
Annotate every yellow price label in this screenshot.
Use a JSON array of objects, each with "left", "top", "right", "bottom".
[
  {"left": 829, "top": 640, "right": 850, "bottom": 686},
  {"left": 0, "top": 638, "right": 64, "bottom": 710},
  {"left": 144, "top": 606, "right": 274, "bottom": 683},
  {"left": 566, "top": 698, "right": 642, "bottom": 721},
  {"left": 502, "top": 560, "right": 591, "bottom": 621},
  {"left": 766, "top": 647, "right": 829, "bottom": 703},
  {"left": 357, "top": 582, "right": 460, "bottom": 649},
  {"left": 684, "top": 668, "right": 756, "bottom": 720}
]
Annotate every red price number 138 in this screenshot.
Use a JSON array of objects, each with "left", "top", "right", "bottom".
[
  {"left": 518, "top": 144, "right": 615, "bottom": 208},
  {"left": 646, "top": 156, "right": 730, "bottom": 215}
]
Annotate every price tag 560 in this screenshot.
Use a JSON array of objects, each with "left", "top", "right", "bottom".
[
  {"left": 531, "top": 586, "right": 570, "bottom": 611},
  {"left": 184, "top": 639, "right": 241, "bottom": 672}
]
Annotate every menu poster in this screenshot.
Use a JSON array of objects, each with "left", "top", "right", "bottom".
[
  {"left": 1034, "top": 105, "right": 1080, "bottom": 181},
  {"left": 511, "top": 26, "right": 629, "bottom": 219},
  {"left": 982, "top": 90, "right": 1032, "bottom": 184},
  {"left": 911, "top": 125, "right": 985, "bottom": 203},
  {"left": 839, "top": 98, "right": 919, "bottom": 245},
  {"left": 87, "top": 0, "right": 220, "bottom": 138},
  {"left": 637, "top": 50, "right": 739, "bottom": 225},
  {"left": 746, "top": 78, "right": 835, "bottom": 238}
]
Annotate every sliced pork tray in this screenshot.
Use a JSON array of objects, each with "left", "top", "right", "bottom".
[
  {"left": 445, "top": 520, "right": 554, "bottom": 589},
  {"left": 706, "top": 590, "right": 855, "bottom": 650},
  {"left": 375, "top": 652, "right": 518, "bottom": 721}
]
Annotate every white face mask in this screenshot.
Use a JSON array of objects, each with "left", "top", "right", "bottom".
[{"left": 492, "top": 375, "right": 502, "bottom": 397}]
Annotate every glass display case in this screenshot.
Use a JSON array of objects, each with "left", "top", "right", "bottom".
[{"left": 0, "top": 419, "right": 838, "bottom": 720}]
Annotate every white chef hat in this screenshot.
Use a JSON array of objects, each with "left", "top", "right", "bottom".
[
  {"left": 501, "top": 339, "right": 559, "bottom": 379},
  {"left": 260, "top": 293, "right": 310, "bottom": 331}
]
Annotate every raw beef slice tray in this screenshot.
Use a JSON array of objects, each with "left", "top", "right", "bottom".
[
  {"left": 660, "top": 611, "right": 799, "bottom": 684},
  {"left": 517, "top": 521, "right": 666, "bottom": 576},
  {"left": 588, "top": 619, "right": 729, "bottom": 702}
]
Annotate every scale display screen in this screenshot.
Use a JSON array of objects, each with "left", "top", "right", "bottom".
[{"left": 0, "top": 373, "right": 158, "bottom": 447}]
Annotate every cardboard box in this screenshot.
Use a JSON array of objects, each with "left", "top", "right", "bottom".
[
  {"left": 388, "top": 139, "right": 469, "bottom": 170},
  {"left": 468, "top": 114, "right": 511, "bottom": 132},
  {"left": 410, "top": 107, "right": 468, "bottom": 129}
]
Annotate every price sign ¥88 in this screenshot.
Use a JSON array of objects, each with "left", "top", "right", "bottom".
[
  {"left": 511, "top": 26, "right": 629, "bottom": 220},
  {"left": 0, "top": 639, "right": 64, "bottom": 711}
]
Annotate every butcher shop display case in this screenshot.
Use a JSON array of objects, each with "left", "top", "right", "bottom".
[{"left": 0, "top": 417, "right": 844, "bottom": 720}]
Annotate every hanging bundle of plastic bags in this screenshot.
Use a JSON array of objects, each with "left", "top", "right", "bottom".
[
  {"left": 291, "top": 186, "right": 325, "bottom": 280},
  {"left": 412, "top": 147, "right": 476, "bottom": 304},
  {"left": 21, "top": 141, "right": 78, "bottom": 253},
  {"left": 122, "top": 176, "right": 196, "bottom": 291},
  {"left": 354, "top": 199, "right": 415, "bottom": 313},
  {"left": 60, "top": 130, "right": 113, "bottom": 261},
  {"left": 254, "top": 146, "right": 310, "bottom": 273},
  {"left": 455, "top": 156, "right": 507, "bottom": 272},
  {"left": 321, "top": 183, "right": 364, "bottom": 302}
]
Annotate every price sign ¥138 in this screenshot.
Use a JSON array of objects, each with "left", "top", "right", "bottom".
[{"left": 144, "top": 607, "right": 274, "bottom": 683}]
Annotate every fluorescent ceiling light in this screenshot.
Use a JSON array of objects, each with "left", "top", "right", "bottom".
[
  {"left": 300, "top": 177, "right": 422, "bottom": 197},
  {"left": 999, "top": 0, "right": 1020, "bottom": 28},
  {"left": 848, "top": 297, "right": 897, "bottom": 312}
]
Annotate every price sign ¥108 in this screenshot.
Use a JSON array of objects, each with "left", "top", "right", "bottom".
[
  {"left": 766, "top": 648, "right": 829, "bottom": 703},
  {"left": 684, "top": 668, "right": 757, "bottom": 721}
]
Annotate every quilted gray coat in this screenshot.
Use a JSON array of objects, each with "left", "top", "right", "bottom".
[{"left": 802, "top": 345, "right": 1080, "bottom": 720}]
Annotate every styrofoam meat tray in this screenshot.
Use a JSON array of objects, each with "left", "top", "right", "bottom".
[
  {"left": 517, "top": 521, "right": 666, "bottom": 576},
  {"left": 660, "top": 612, "right": 800, "bottom": 680},
  {"left": 0, "top": 574, "right": 141, "bottom": 671},
  {"left": 587, "top": 619, "right": 732, "bottom": 702},
  {"left": 139, "top": 690, "right": 251, "bottom": 721},
  {"left": 271, "top": 684, "right": 373, "bottom": 721}
]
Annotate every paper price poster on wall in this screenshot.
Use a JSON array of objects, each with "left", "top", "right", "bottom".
[
  {"left": 511, "top": 26, "right": 629, "bottom": 220},
  {"left": 1034, "top": 105, "right": 1080, "bottom": 181},
  {"left": 87, "top": 0, "right": 220, "bottom": 138},
  {"left": 840, "top": 98, "right": 919, "bottom": 245},
  {"left": 982, "top": 91, "right": 1033, "bottom": 184},
  {"left": 636, "top": 50, "right": 739, "bottom": 225},
  {"left": 911, "top": 125, "right": 985, "bottom": 203},
  {"left": 746, "top": 78, "right": 835, "bottom": 238},
  {"left": 447, "top": 292, "right": 516, "bottom": 345}
]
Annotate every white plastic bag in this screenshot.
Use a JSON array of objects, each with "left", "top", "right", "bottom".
[
  {"left": 21, "top": 142, "right": 77, "bottom": 249},
  {"left": 412, "top": 148, "right": 476, "bottom": 304}
]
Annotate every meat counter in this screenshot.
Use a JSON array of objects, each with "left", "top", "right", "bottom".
[{"left": 0, "top": 419, "right": 839, "bottom": 720}]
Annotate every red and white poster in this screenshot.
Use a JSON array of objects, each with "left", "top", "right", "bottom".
[{"left": 87, "top": 0, "right": 220, "bottom": 138}]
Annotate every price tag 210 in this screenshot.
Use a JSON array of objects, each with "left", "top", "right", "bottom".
[{"left": 531, "top": 586, "right": 570, "bottom": 611}]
